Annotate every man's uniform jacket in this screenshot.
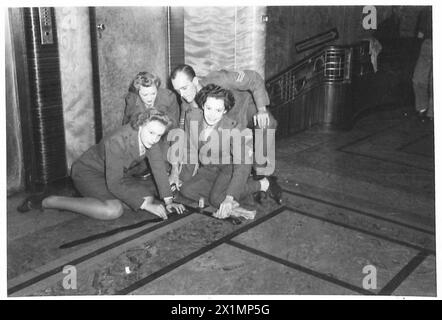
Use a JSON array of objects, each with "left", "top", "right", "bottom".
[{"left": 180, "top": 69, "right": 272, "bottom": 127}]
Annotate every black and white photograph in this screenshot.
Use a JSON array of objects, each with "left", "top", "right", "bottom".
[{"left": 3, "top": 0, "right": 438, "bottom": 301}]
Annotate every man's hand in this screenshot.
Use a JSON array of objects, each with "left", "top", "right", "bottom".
[{"left": 253, "top": 109, "right": 270, "bottom": 129}]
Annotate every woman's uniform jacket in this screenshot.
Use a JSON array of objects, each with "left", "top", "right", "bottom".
[
  {"left": 179, "top": 108, "right": 254, "bottom": 201},
  {"left": 72, "top": 124, "right": 172, "bottom": 210},
  {"left": 122, "top": 88, "right": 180, "bottom": 129}
]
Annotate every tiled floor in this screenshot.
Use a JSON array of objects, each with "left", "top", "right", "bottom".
[{"left": 7, "top": 106, "right": 436, "bottom": 296}]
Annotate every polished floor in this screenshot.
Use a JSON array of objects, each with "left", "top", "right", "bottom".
[{"left": 7, "top": 106, "right": 435, "bottom": 296}]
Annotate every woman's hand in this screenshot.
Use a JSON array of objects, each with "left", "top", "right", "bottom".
[
  {"left": 166, "top": 202, "right": 186, "bottom": 215},
  {"left": 142, "top": 203, "right": 168, "bottom": 220},
  {"left": 214, "top": 196, "right": 238, "bottom": 219}
]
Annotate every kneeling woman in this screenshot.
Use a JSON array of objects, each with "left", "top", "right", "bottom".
[
  {"left": 177, "top": 84, "right": 281, "bottom": 218},
  {"left": 122, "top": 72, "right": 181, "bottom": 179},
  {"left": 19, "top": 110, "right": 184, "bottom": 220}
]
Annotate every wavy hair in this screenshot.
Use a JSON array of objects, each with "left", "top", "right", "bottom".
[
  {"left": 129, "top": 71, "right": 161, "bottom": 93},
  {"left": 130, "top": 109, "right": 173, "bottom": 131},
  {"left": 195, "top": 84, "right": 235, "bottom": 112}
]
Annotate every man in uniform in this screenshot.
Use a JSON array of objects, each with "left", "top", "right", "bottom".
[{"left": 170, "top": 64, "right": 277, "bottom": 178}]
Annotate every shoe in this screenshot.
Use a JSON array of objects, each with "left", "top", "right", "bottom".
[
  {"left": 254, "top": 190, "right": 267, "bottom": 204},
  {"left": 17, "top": 192, "right": 49, "bottom": 213},
  {"left": 254, "top": 176, "right": 283, "bottom": 205},
  {"left": 132, "top": 168, "right": 152, "bottom": 180},
  {"left": 267, "top": 176, "right": 283, "bottom": 205}
]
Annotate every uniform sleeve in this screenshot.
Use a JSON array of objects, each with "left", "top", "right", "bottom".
[
  {"left": 211, "top": 70, "right": 271, "bottom": 109},
  {"left": 179, "top": 101, "right": 192, "bottom": 130},
  {"left": 179, "top": 111, "right": 186, "bottom": 130},
  {"left": 226, "top": 126, "right": 254, "bottom": 200},
  {"left": 122, "top": 92, "right": 138, "bottom": 125},
  {"left": 176, "top": 109, "right": 199, "bottom": 177},
  {"left": 104, "top": 136, "right": 150, "bottom": 210},
  {"left": 165, "top": 90, "right": 180, "bottom": 129},
  {"left": 146, "top": 143, "right": 172, "bottom": 199}
]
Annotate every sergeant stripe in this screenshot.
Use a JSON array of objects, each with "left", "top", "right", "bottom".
[{"left": 236, "top": 70, "right": 245, "bottom": 82}]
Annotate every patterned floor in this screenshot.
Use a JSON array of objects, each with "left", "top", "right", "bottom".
[{"left": 7, "top": 107, "right": 435, "bottom": 296}]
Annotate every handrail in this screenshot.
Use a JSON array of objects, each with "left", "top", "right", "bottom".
[
  {"left": 266, "top": 44, "right": 362, "bottom": 108},
  {"left": 266, "top": 44, "right": 357, "bottom": 84},
  {"left": 266, "top": 38, "right": 420, "bottom": 136}
]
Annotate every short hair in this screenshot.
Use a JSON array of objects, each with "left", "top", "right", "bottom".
[
  {"left": 130, "top": 109, "right": 173, "bottom": 131},
  {"left": 195, "top": 84, "right": 235, "bottom": 113},
  {"left": 170, "top": 64, "right": 196, "bottom": 81},
  {"left": 129, "top": 72, "right": 161, "bottom": 93}
]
